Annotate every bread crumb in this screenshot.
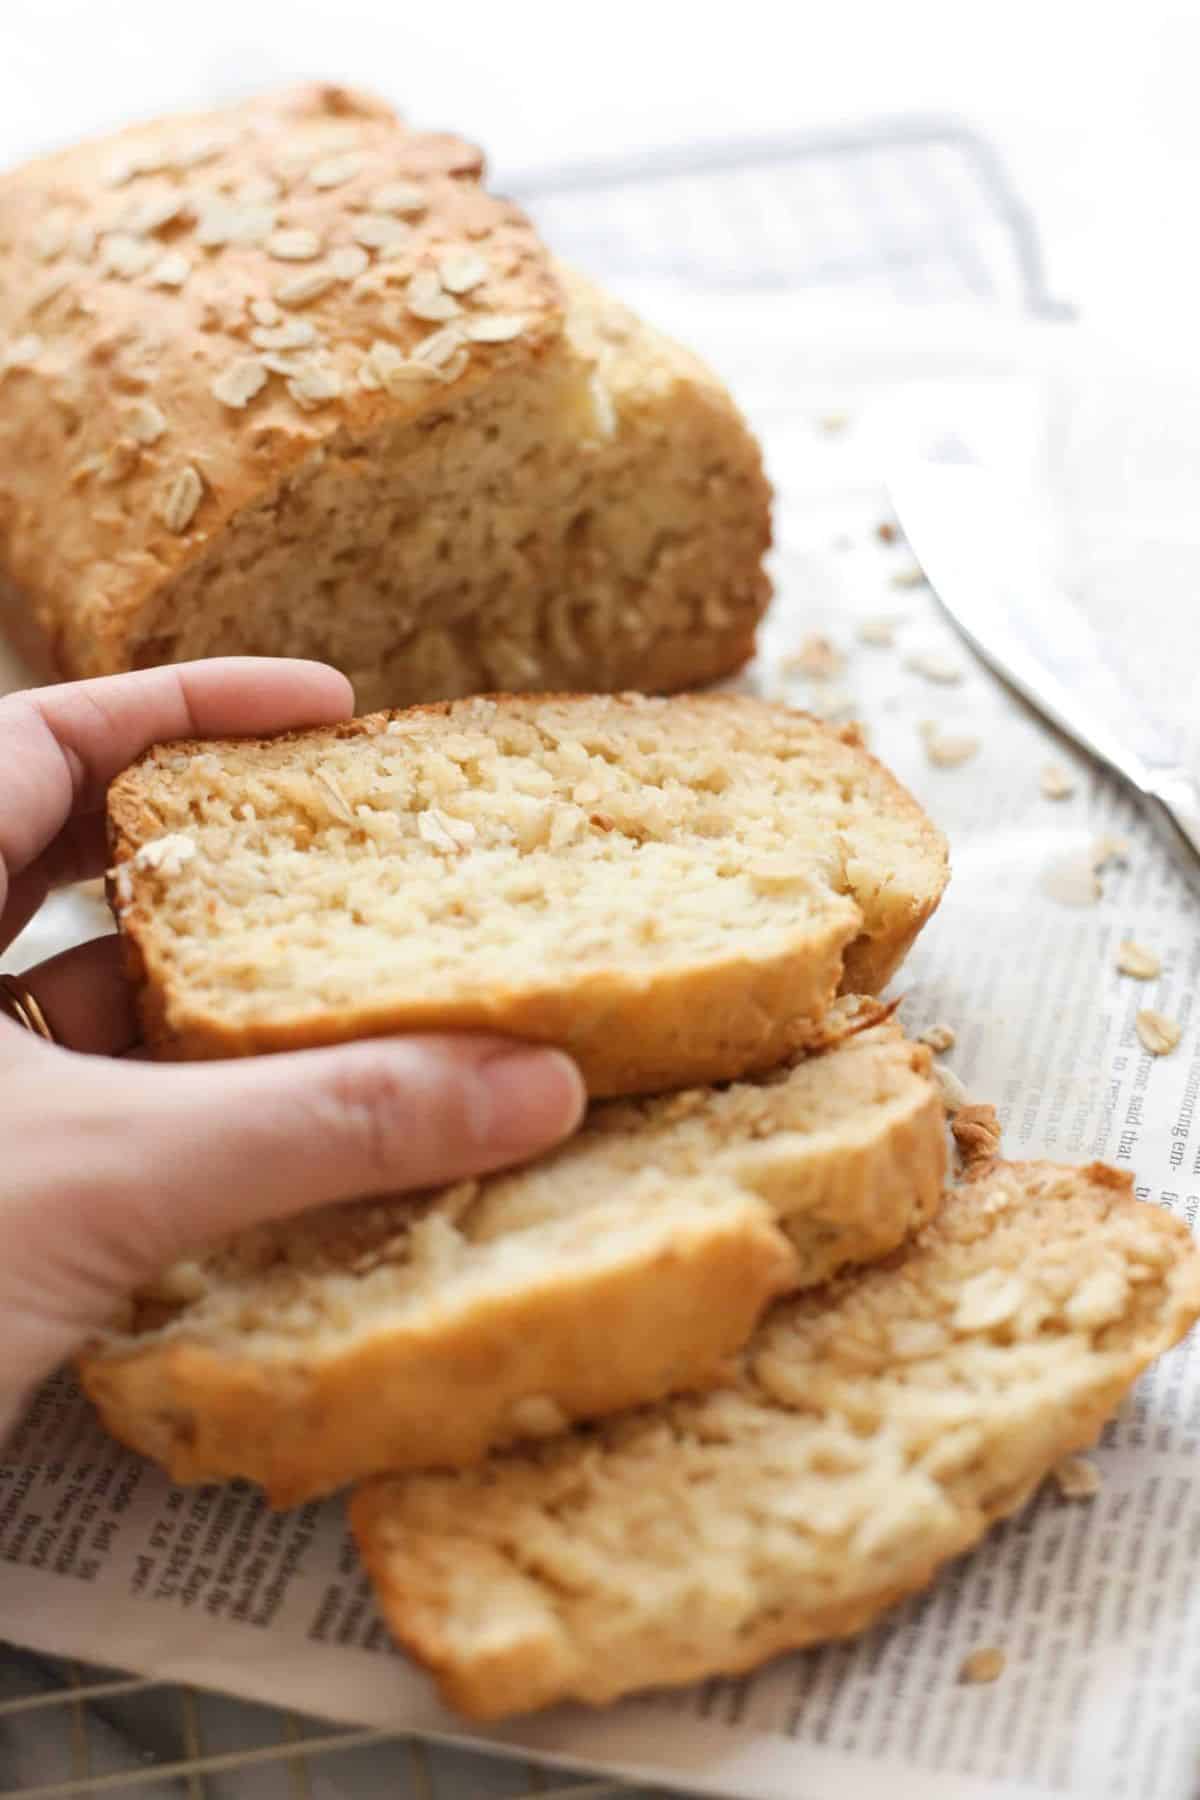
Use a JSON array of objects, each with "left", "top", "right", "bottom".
[
  {"left": 959, "top": 1647, "right": 1005, "bottom": 1685},
  {"left": 891, "top": 565, "right": 928, "bottom": 591},
  {"left": 1040, "top": 763, "right": 1076, "bottom": 800},
  {"left": 918, "top": 1023, "right": 956, "bottom": 1053},
  {"left": 934, "top": 1063, "right": 969, "bottom": 1114},
  {"left": 1053, "top": 1455, "right": 1101, "bottom": 1500},
  {"left": 952, "top": 1103, "right": 1002, "bottom": 1173},
  {"left": 818, "top": 412, "right": 850, "bottom": 434},
  {"left": 1117, "top": 941, "right": 1161, "bottom": 980},
  {"left": 1136, "top": 1010, "right": 1181, "bottom": 1057},
  {"left": 876, "top": 520, "right": 899, "bottom": 544},
  {"left": 856, "top": 616, "right": 899, "bottom": 648},
  {"left": 782, "top": 635, "right": 843, "bottom": 681}
]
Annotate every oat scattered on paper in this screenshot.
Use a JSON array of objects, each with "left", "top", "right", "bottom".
[
  {"left": 1117, "top": 941, "right": 1161, "bottom": 980},
  {"left": 960, "top": 1647, "right": 1006, "bottom": 1685},
  {"left": 920, "top": 722, "right": 979, "bottom": 767},
  {"left": 918, "top": 1023, "right": 957, "bottom": 1053},
  {"left": 906, "top": 650, "right": 963, "bottom": 684},
  {"left": 933, "top": 1063, "right": 969, "bottom": 1113},
  {"left": 803, "top": 686, "right": 857, "bottom": 722},
  {"left": 781, "top": 634, "right": 844, "bottom": 680},
  {"left": 856, "top": 615, "right": 901, "bottom": 647},
  {"left": 1053, "top": 1456, "right": 1102, "bottom": 1500},
  {"left": 891, "top": 565, "right": 928, "bottom": 591},
  {"left": 1136, "top": 1010, "right": 1181, "bottom": 1057},
  {"left": 1091, "top": 834, "right": 1131, "bottom": 871},
  {"left": 1040, "top": 763, "right": 1076, "bottom": 800},
  {"left": 1041, "top": 852, "right": 1101, "bottom": 908}
]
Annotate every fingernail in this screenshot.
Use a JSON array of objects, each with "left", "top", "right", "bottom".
[{"left": 476, "top": 1046, "right": 586, "bottom": 1152}]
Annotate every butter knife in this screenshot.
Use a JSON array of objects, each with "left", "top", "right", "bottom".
[{"left": 887, "top": 439, "right": 1200, "bottom": 888}]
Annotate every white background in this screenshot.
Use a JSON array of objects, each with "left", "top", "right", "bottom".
[{"left": 3, "top": 0, "right": 1199, "bottom": 330}]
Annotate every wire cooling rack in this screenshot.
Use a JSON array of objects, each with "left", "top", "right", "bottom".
[
  {"left": 0, "top": 1661, "right": 658, "bottom": 1798},
  {"left": 1, "top": 113, "right": 1056, "bottom": 1799},
  {"left": 507, "top": 115, "right": 1065, "bottom": 314}
]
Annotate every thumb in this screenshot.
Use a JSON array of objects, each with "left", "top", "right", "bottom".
[{"left": 93, "top": 1035, "right": 586, "bottom": 1281}]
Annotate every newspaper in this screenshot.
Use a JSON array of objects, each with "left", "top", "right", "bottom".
[{"left": 4, "top": 300, "right": 1200, "bottom": 1800}]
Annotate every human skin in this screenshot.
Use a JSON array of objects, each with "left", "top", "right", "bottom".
[{"left": 0, "top": 658, "right": 584, "bottom": 1443}]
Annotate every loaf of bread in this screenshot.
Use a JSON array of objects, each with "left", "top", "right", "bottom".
[
  {"left": 105, "top": 692, "right": 949, "bottom": 1092},
  {"left": 352, "top": 1161, "right": 1200, "bottom": 1719},
  {"left": 0, "top": 84, "right": 770, "bottom": 708},
  {"left": 79, "top": 1011, "right": 943, "bottom": 1505}
]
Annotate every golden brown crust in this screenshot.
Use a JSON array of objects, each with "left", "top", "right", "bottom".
[
  {"left": 105, "top": 693, "right": 949, "bottom": 1092},
  {"left": 81, "top": 1210, "right": 796, "bottom": 1509},
  {"left": 351, "top": 1160, "right": 1200, "bottom": 1718},
  {"left": 79, "top": 1020, "right": 945, "bottom": 1504},
  {"left": 0, "top": 83, "right": 561, "bottom": 680}
]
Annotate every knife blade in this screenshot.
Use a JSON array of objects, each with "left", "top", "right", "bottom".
[{"left": 886, "top": 446, "right": 1200, "bottom": 888}]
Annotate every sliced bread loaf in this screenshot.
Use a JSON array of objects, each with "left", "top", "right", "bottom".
[
  {"left": 351, "top": 1161, "right": 1200, "bottom": 1719},
  {"left": 79, "top": 1012, "right": 944, "bottom": 1506},
  {"left": 0, "top": 86, "right": 771, "bottom": 710},
  {"left": 106, "top": 692, "right": 949, "bottom": 1091}
]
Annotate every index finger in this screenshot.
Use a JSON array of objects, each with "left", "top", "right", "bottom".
[{"left": 0, "top": 658, "right": 354, "bottom": 887}]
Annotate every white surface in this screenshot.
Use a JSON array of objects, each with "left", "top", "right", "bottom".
[{"left": 3, "top": 0, "right": 1200, "bottom": 328}]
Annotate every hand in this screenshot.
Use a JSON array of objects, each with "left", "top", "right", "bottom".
[{"left": 0, "top": 660, "right": 584, "bottom": 1441}]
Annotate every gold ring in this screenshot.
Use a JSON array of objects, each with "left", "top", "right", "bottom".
[{"left": 0, "top": 972, "right": 56, "bottom": 1042}]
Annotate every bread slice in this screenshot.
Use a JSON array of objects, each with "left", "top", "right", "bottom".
[
  {"left": 79, "top": 1011, "right": 944, "bottom": 1506},
  {"left": 0, "top": 86, "right": 771, "bottom": 710},
  {"left": 106, "top": 692, "right": 949, "bottom": 1089},
  {"left": 351, "top": 1161, "right": 1200, "bottom": 1720}
]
